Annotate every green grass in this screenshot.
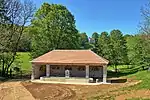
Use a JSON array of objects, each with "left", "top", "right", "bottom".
[
  {"left": 15, "top": 52, "right": 31, "bottom": 72},
  {"left": 127, "top": 70, "right": 150, "bottom": 89},
  {"left": 107, "top": 65, "right": 140, "bottom": 78},
  {"left": 108, "top": 65, "right": 150, "bottom": 89}
]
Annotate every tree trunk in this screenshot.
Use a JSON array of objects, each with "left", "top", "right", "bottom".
[
  {"left": 1, "top": 70, "right": 5, "bottom": 77},
  {"left": 1, "top": 60, "right": 5, "bottom": 77},
  {"left": 114, "top": 65, "right": 118, "bottom": 73},
  {"left": 142, "top": 66, "right": 144, "bottom": 70},
  {"left": 9, "top": 69, "right": 12, "bottom": 78},
  {"left": 6, "top": 67, "right": 9, "bottom": 77}
]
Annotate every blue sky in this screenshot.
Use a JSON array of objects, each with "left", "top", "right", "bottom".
[{"left": 34, "top": 0, "right": 148, "bottom": 36}]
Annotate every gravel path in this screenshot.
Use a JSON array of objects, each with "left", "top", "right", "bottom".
[{"left": 0, "top": 81, "right": 35, "bottom": 100}]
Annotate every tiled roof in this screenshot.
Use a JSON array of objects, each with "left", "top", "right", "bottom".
[{"left": 31, "top": 50, "right": 109, "bottom": 66}]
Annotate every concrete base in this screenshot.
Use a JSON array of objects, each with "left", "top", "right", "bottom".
[
  {"left": 32, "top": 77, "right": 109, "bottom": 85},
  {"left": 31, "top": 79, "right": 104, "bottom": 85},
  {"left": 39, "top": 76, "right": 90, "bottom": 83},
  {"left": 101, "top": 82, "right": 111, "bottom": 84}
]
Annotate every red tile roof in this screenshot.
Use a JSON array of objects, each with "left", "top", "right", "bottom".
[{"left": 31, "top": 50, "right": 109, "bottom": 66}]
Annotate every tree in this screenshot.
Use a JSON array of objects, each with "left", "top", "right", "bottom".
[
  {"left": 29, "top": 3, "right": 80, "bottom": 58},
  {"left": 18, "top": 33, "right": 31, "bottom": 52},
  {"left": 91, "top": 32, "right": 99, "bottom": 53},
  {"left": 137, "top": 0, "right": 150, "bottom": 69},
  {"left": 98, "top": 32, "right": 111, "bottom": 60},
  {"left": 141, "top": 34, "right": 150, "bottom": 69},
  {"left": 126, "top": 35, "right": 142, "bottom": 65},
  {"left": 123, "top": 34, "right": 133, "bottom": 40},
  {"left": 79, "top": 32, "right": 90, "bottom": 49},
  {"left": 109, "top": 30, "right": 128, "bottom": 72},
  {"left": 140, "top": 1, "right": 150, "bottom": 34},
  {"left": 126, "top": 34, "right": 150, "bottom": 70},
  {"left": 0, "top": 0, "right": 35, "bottom": 77}
]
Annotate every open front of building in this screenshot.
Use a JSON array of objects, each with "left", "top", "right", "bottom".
[{"left": 31, "top": 50, "right": 109, "bottom": 83}]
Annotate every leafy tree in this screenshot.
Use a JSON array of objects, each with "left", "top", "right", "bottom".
[
  {"left": 126, "top": 35, "right": 142, "bottom": 64},
  {"left": 141, "top": 34, "right": 150, "bottom": 69},
  {"left": 79, "top": 32, "right": 91, "bottom": 49},
  {"left": 109, "top": 30, "right": 128, "bottom": 72},
  {"left": 126, "top": 34, "right": 150, "bottom": 70},
  {"left": 91, "top": 32, "right": 99, "bottom": 53},
  {"left": 0, "top": 0, "right": 35, "bottom": 77},
  {"left": 123, "top": 34, "right": 133, "bottom": 40},
  {"left": 98, "top": 32, "right": 111, "bottom": 60},
  {"left": 29, "top": 3, "right": 80, "bottom": 58},
  {"left": 18, "top": 33, "right": 31, "bottom": 52}
]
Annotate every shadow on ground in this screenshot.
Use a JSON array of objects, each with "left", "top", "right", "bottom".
[
  {"left": 0, "top": 74, "right": 31, "bottom": 82},
  {"left": 107, "top": 66, "right": 141, "bottom": 78}
]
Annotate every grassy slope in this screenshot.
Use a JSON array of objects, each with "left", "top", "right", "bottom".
[
  {"left": 16, "top": 52, "right": 31, "bottom": 71},
  {"left": 108, "top": 65, "right": 150, "bottom": 89},
  {"left": 122, "top": 71, "right": 150, "bottom": 100},
  {"left": 128, "top": 70, "right": 150, "bottom": 89}
]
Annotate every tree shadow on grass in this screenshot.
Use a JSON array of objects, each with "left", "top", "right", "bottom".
[
  {"left": 0, "top": 74, "right": 31, "bottom": 82},
  {"left": 107, "top": 66, "right": 140, "bottom": 78}
]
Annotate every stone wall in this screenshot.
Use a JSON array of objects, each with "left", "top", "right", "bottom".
[{"left": 32, "top": 65, "right": 46, "bottom": 79}]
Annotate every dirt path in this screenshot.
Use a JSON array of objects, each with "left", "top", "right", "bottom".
[{"left": 0, "top": 81, "right": 35, "bottom": 100}]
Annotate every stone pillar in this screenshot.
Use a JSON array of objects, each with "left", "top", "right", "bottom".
[
  {"left": 103, "top": 65, "right": 107, "bottom": 83},
  {"left": 85, "top": 65, "right": 89, "bottom": 78},
  {"left": 46, "top": 64, "right": 50, "bottom": 77},
  {"left": 31, "top": 64, "right": 35, "bottom": 80}
]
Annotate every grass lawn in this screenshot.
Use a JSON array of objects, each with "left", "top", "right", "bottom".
[
  {"left": 15, "top": 52, "right": 31, "bottom": 72},
  {"left": 127, "top": 71, "right": 150, "bottom": 89},
  {"left": 108, "top": 65, "right": 150, "bottom": 89}
]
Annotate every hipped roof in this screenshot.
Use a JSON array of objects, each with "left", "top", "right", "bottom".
[{"left": 31, "top": 50, "right": 109, "bottom": 66}]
